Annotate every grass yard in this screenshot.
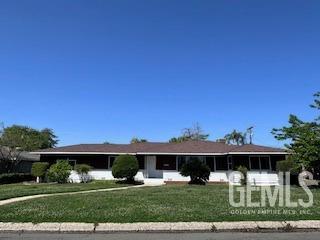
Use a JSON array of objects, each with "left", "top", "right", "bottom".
[
  {"left": 0, "top": 184, "right": 319, "bottom": 223},
  {"left": 0, "top": 180, "right": 127, "bottom": 200}
]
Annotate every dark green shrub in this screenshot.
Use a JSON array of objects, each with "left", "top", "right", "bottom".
[
  {"left": 112, "top": 155, "right": 139, "bottom": 183},
  {"left": 237, "top": 165, "right": 248, "bottom": 185},
  {"left": 31, "top": 162, "right": 49, "bottom": 183},
  {"left": 75, "top": 164, "right": 92, "bottom": 183},
  {"left": 47, "top": 160, "right": 72, "bottom": 183},
  {"left": 276, "top": 158, "right": 300, "bottom": 185},
  {"left": 180, "top": 158, "right": 210, "bottom": 185},
  {"left": 276, "top": 159, "right": 297, "bottom": 173},
  {"left": 0, "top": 173, "right": 33, "bottom": 184}
]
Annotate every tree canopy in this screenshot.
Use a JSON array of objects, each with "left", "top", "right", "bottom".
[
  {"left": 169, "top": 123, "right": 209, "bottom": 143},
  {"left": 272, "top": 92, "right": 320, "bottom": 170},
  {"left": 0, "top": 124, "right": 58, "bottom": 173},
  {"left": 130, "top": 137, "right": 148, "bottom": 144},
  {"left": 0, "top": 125, "right": 58, "bottom": 151},
  {"left": 224, "top": 129, "right": 247, "bottom": 145}
]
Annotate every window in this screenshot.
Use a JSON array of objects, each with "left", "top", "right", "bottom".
[
  {"left": 176, "top": 156, "right": 205, "bottom": 170},
  {"left": 136, "top": 155, "right": 145, "bottom": 169},
  {"left": 250, "top": 156, "right": 260, "bottom": 170},
  {"left": 227, "top": 156, "right": 233, "bottom": 170},
  {"left": 232, "top": 156, "right": 250, "bottom": 170},
  {"left": 260, "top": 156, "right": 270, "bottom": 170},
  {"left": 156, "top": 155, "right": 177, "bottom": 170},
  {"left": 67, "top": 159, "right": 76, "bottom": 169},
  {"left": 205, "top": 156, "right": 215, "bottom": 171},
  {"left": 108, "top": 156, "right": 117, "bottom": 169},
  {"left": 177, "top": 156, "right": 187, "bottom": 170},
  {"left": 249, "top": 156, "right": 271, "bottom": 171},
  {"left": 215, "top": 156, "right": 228, "bottom": 170}
]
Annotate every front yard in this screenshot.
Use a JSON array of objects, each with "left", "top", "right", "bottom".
[
  {"left": 0, "top": 180, "right": 126, "bottom": 200},
  {"left": 0, "top": 184, "right": 319, "bottom": 223}
]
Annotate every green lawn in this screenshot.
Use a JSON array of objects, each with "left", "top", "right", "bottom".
[
  {"left": 0, "top": 181, "right": 126, "bottom": 200},
  {"left": 0, "top": 184, "right": 319, "bottom": 223}
]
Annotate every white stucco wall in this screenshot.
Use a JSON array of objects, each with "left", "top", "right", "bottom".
[
  {"left": 69, "top": 169, "right": 279, "bottom": 185},
  {"left": 69, "top": 169, "right": 145, "bottom": 183}
]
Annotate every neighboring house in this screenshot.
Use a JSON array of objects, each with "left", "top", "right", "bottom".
[
  {"left": 32, "top": 140, "right": 287, "bottom": 185},
  {"left": 0, "top": 147, "right": 40, "bottom": 173},
  {"left": 16, "top": 152, "right": 40, "bottom": 173}
]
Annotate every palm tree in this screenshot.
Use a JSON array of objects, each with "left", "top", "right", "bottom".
[
  {"left": 224, "top": 130, "right": 247, "bottom": 145},
  {"left": 130, "top": 137, "right": 148, "bottom": 144}
]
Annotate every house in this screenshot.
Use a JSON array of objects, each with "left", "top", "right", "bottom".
[
  {"left": 0, "top": 147, "right": 40, "bottom": 173},
  {"left": 32, "top": 140, "right": 287, "bottom": 185}
]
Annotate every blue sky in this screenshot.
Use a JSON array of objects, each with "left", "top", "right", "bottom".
[{"left": 0, "top": 0, "right": 319, "bottom": 147}]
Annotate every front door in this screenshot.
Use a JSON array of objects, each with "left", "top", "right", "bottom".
[{"left": 146, "top": 156, "right": 162, "bottom": 178}]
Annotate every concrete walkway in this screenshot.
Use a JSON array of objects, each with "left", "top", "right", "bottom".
[
  {"left": 0, "top": 221, "right": 320, "bottom": 233},
  {"left": 0, "top": 183, "right": 160, "bottom": 206}
]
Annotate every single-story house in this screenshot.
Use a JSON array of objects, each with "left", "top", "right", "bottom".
[
  {"left": 32, "top": 140, "right": 287, "bottom": 185},
  {"left": 0, "top": 147, "right": 40, "bottom": 173}
]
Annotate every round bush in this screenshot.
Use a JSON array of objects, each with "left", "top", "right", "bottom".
[
  {"left": 47, "top": 160, "right": 72, "bottom": 184},
  {"left": 112, "top": 155, "right": 138, "bottom": 183},
  {"left": 75, "top": 164, "right": 92, "bottom": 183},
  {"left": 180, "top": 158, "right": 210, "bottom": 185},
  {"left": 31, "top": 162, "right": 49, "bottom": 177},
  {"left": 31, "top": 162, "right": 49, "bottom": 183}
]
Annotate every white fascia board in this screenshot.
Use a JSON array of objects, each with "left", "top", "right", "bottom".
[
  {"left": 136, "top": 152, "right": 227, "bottom": 155},
  {"left": 31, "top": 151, "right": 287, "bottom": 155},
  {"left": 31, "top": 152, "right": 136, "bottom": 155},
  {"left": 229, "top": 152, "right": 288, "bottom": 155}
]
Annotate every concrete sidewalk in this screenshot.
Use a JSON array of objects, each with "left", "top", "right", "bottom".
[
  {"left": 0, "top": 221, "right": 320, "bottom": 233},
  {"left": 0, "top": 184, "right": 157, "bottom": 206}
]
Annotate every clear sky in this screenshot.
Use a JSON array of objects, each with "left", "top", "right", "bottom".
[{"left": 0, "top": 0, "right": 319, "bottom": 147}]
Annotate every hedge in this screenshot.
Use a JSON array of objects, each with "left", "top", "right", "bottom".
[{"left": 0, "top": 173, "right": 33, "bottom": 184}]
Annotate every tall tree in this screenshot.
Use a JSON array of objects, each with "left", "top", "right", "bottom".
[
  {"left": 272, "top": 92, "right": 320, "bottom": 170},
  {"left": 0, "top": 125, "right": 58, "bottom": 151},
  {"left": 0, "top": 124, "right": 58, "bottom": 173},
  {"left": 169, "top": 123, "right": 209, "bottom": 143},
  {"left": 130, "top": 137, "right": 148, "bottom": 143},
  {"left": 224, "top": 130, "right": 247, "bottom": 145}
]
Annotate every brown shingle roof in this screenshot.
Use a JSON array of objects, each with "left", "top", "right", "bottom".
[
  {"left": 229, "top": 144, "right": 285, "bottom": 153},
  {"left": 32, "top": 141, "right": 286, "bottom": 154}
]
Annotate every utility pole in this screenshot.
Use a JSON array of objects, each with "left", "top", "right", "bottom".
[{"left": 247, "top": 126, "right": 254, "bottom": 144}]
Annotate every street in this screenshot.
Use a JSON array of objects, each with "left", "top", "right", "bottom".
[{"left": 0, "top": 232, "right": 319, "bottom": 240}]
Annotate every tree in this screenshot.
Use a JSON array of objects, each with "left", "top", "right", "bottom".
[
  {"left": 180, "top": 158, "right": 210, "bottom": 184},
  {"left": 112, "top": 155, "right": 139, "bottom": 183},
  {"left": 75, "top": 164, "right": 92, "bottom": 183},
  {"left": 0, "top": 124, "right": 58, "bottom": 173},
  {"left": 169, "top": 123, "right": 209, "bottom": 143},
  {"left": 237, "top": 165, "right": 248, "bottom": 185},
  {"left": 0, "top": 125, "right": 58, "bottom": 151},
  {"left": 0, "top": 146, "right": 23, "bottom": 173},
  {"left": 31, "top": 162, "right": 49, "bottom": 183},
  {"left": 130, "top": 137, "right": 148, "bottom": 144},
  {"left": 272, "top": 92, "right": 320, "bottom": 170},
  {"left": 224, "top": 130, "right": 247, "bottom": 145},
  {"left": 47, "top": 160, "right": 72, "bottom": 183}
]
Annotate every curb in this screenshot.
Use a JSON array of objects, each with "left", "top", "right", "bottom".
[{"left": 0, "top": 221, "right": 320, "bottom": 233}]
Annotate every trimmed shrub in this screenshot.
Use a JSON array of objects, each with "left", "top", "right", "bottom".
[
  {"left": 47, "top": 160, "right": 72, "bottom": 184},
  {"left": 276, "top": 159, "right": 296, "bottom": 173},
  {"left": 180, "top": 158, "right": 210, "bottom": 185},
  {"left": 276, "top": 158, "right": 300, "bottom": 185},
  {"left": 75, "top": 164, "right": 92, "bottom": 183},
  {"left": 31, "top": 162, "right": 49, "bottom": 183},
  {"left": 112, "top": 155, "right": 139, "bottom": 183},
  {"left": 0, "top": 173, "right": 33, "bottom": 184},
  {"left": 237, "top": 165, "right": 248, "bottom": 185}
]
